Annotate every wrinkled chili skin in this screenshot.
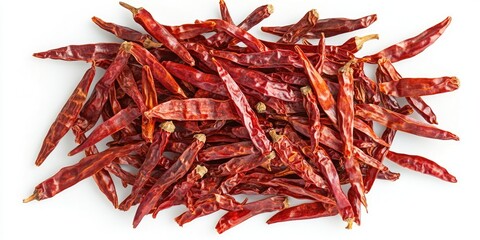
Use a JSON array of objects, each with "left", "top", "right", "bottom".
[
  {"left": 133, "top": 134, "right": 206, "bottom": 228},
  {"left": 379, "top": 76, "right": 459, "bottom": 97},
  {"left": 387, "top": 151, "right": 457, "bottom": 182},
  {"left": 33, "top": 43, "right": 120, "bottom": 62},
  {"left": 278, "top": 9, "right": 318, "bottom": 44},
  {"left": 35, "top": 65, "right": 96, "bottom": 166},
  {"left": 120, "top": 2, "right": 195, "bottom": 66},
  {"left": 355, "top": 103, "right": 459, "bottom": 141},
  {"left": 364, "top": 17, "right": 451, "bottom": 63}
]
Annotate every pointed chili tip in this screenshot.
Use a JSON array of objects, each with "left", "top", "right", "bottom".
[
  {"left": 23, "top": 191, "right": 38, "bottom": 203},
  {"left": 193, "top": 134, "right": 207, "bottom": 143},
  {"left": 119, "top": 1, "right": 139, "bottom": 15},
  {"left": 159, "top": 121, "right": 175, "bottom": 133}
]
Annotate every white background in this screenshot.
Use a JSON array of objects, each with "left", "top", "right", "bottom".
[{"left": 0, "top": 0, "right": 477, "bottom": 239}]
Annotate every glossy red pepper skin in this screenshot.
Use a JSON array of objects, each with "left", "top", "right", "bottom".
[{"left": 33, "top": 43, "right": 120, "bottom": 62}]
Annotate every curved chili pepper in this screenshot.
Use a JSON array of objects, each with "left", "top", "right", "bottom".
[
  {"left": 262, "top": 14, "right": 377, "bottom": 38},
  {"left": 24, "top": 142, "right": 144, "bottom": 203},
  {"left": 91, "top": 16, "right": 161, "bottom": 49},
  {"left": 209, "top": 4, "right": 274, "bottom": 48},
  {"left": 386, "top": 150, "right": 457, "bottom": 182},
  {"left": 33, "top": 43, "right": 120, "bottom": 62},
  {"left": 216, "top": 196, "right": 288, "bottom": 234},
  {"left": 35, "top": 65, "right": 96, "bottom": 166},
  {"left": 212, "top": 58, "right": 272, "bottom": 156},
  {"left": 119, "top": 121, "right": 175, "bottom": 211},
  {"left": 122, "top": 41, "right": 187, "bottom": 98},
  {"left": 162, "top": 21, "right": 216, "bottom": 40},
  {"left": 119, "top": 2, "right": 195, "bottom": 66},
  {"left": 78, "top": 43, "right": 131, "bottom": 132},
  {"left": 278, "top": 9, "right": 318, "bottom": 43},
  {"left": 301, "top": 86, "right": 354, "bottom": 221},
  {"left": 379, "top": 76, "right": 459, "bottom": 97},
  {"left": 133, "top": 134, "right": 206, "bottom": 227},
  {"left": 267, "top": 202, "right": 338, "bottom": 224},
  {"left": 210, "top": 49, "right": 303, "bottom": 68},
  {"left": 365, "top": 17, "right": 451, "bottom": 63},
  {"left": 205, "top": 19, "right": 268, "bottom": 52},
  {"left": 117, "top": 66, "right": 147, "bottom": 112},
  {"left": 355, "top": 103, "right": 459, "bottom": 140},
  {"left": 69, "top": 107, "right": 142, "bottom": 156}
]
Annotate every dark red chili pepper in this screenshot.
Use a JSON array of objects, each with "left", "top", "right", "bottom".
[
  {"left": 91, "top": 16, "right": 161, "bottom": 49},
  {"left": 35, "top": 65, "right": 96, "bottom": 166},
  {"left": 162, "top": 21, "right": 216, "bottom": 40},
  {"left": 24, "top": 142, "right": 144, "bottom": 203},
  {"left": 205, "top": 19, "right": 268, "bottom": 52},
  {"left": 355, "top": 103, "right": 459, "bottom": 140},
  {"left": 120, "top": 2, "right": 195, "bottom": 66},
  {"left": 123, "top": 41, "right": 187, "bottom": 98},
  {"left": 198, "top": 141, "right": 256, "bottom": 162},
  {"left": 216, "top": 196, "right": 288, "bottom": 234},
  {"left": 119, "top": 121, "right": 175, "bottom": 211},
  {"left": 262, "top": 14, "right": 377, "bottom": 38},
  {"left": 278, "top": 9, "right": 318, "bottom": 43},
  {"left": 267, "top": 202, "right": 338, "bottom": 224},
  {"left": 77, "top": 43, "right": 131, "bottom": 133},
  {"left": 365, "top": 17, "right": 451, "bottom": 63},
  {"left": 213, "top": 58, "right": 272, "bottom": 156},
  {"left": 69, "top": 107, "right": 142, "bottom": 156},
  {"left": 209, "top": 49, "right": 303, "bottom": 68},
  {"left": 209, "top": 4, "right": 273, "bottom": 48},
  {"left": 117, "top": 66, "right": 147, "bottom": 112},
  {"left": 133, "top": 134, "right": 206, "bottom": 227},
  {"left": 386, "top": 150, "right": 457, "bottom": 182},
  {"left": 33, "top": 43, "right": 120, "bottom": 62}
]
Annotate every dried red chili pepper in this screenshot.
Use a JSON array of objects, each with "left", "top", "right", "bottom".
[
  {"left": 140, "top": 65, "right": 157, "bottom": 142},
  {"left": 210, "top": 49, "right": 303, "bottom": 68},
  {"left": 35, "top": 65, "right": 96, "bottom": 166},
  {"left": 69, "top": 107, "right": 142, "bottom": 156},
  {"left": 24, "top": 142, "right": 144, "bottom": 203},
  {"left": 92, "top": 16, "right": 161, "bottom": 49},
  {"left": 262, "top": 14, "right": 377, "bottom": 38},
  {"left": 119, "top": 121, "right": 175, "bottom": 210},
  {"left": 365, "top": 17, "right": 451, "bottom": 63},
  {"left": 133, "top": 134, "right": 206, "bottom": 227},
  {"left": 33, "top": 43, "right": 120, "bottom": 62},
  {"left": 213, "top": 58, "right": 272, "bottom": 156},
  {"left": 278, "top": 9, "right": 318, "bottom": 43},
  {"left": 144, "top": 98, "right": 239, "bottom": 121},
  {"left": 267, "top": 202, "right": 338, "bottom": 224},
  {"left": 216, "top": 196, "right": 288, "bottom": 233},
  {"left": 386, "top": 151, "right": 457, "bottom": 182},
  {"left": 122, "top": 41, "right": 187, "bottom": 98},
  {"left": 355, "top": 103, "right": 459, "bottom": 140},
  {"left": 120, "top": 2, "right": 195, "bottom": 66},
  {"left": 379, "top": 76, "right": 459, "bottom": 97}
]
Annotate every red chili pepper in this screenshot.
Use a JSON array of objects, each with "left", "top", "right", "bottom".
[
  {"left": 35, "top": 65, "right": 96, "bottom": 166},
  {"left": 119, "top": 121, "right": 175, "bottom": 211},
  {"left": 267, "top": 202, "right": 338, "bottom": 224},
  {"left": 386, "top": 151, "right": 457, "bottom": 182},
  {"left": 216, "top": 196, "right": 288, "bottom": 234},
  {"left": 379, "top": 76, "right": 459, "bottom": 97},
  {"left": 122, "top": 41, "right": 187, "bottom": 98},
  {"left": 120, "top": 2, "right": 195, "bottom": 66},
  {"left": 133, "top": 134, "right": 206, "bottom": 227},
  {"left": 140, "top": 65, "right": 157, "bottom": 142},
  {"left": 24, "top": 142, "right": 144, "bottom": 203},
  {"left": 278, "top": 9, "right": 319, "bottom": 43},
  {"left": 33, "top": 43, "right": 120, "bottom": 62},
  {"left": 355, "top": 103, "right": 459, "bottom": 140},
  {"left": 365, "top": 17, "right": 451, "bottom": 63}
]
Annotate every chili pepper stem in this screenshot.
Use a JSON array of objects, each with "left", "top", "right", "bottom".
[
  {"left": 345, "top": 218, "right": 354, "bottom": 229},
  {"left": 355, "top": 34, "right": 379, "bottom": 51},
  {"left": 23, "top": 191, "right": 38, "bottom": 203},
  {"left": 143, "top": 38, "right": 162, "bottom": 49},
  {"left": 255, "top": 102, "right": 267, "bottom": 113},
  {"left": 159, "top": 121, "right": 175, "bottom": 133},
  {"left": 119, "top": 2, "right": 139, "bottom": 16}
]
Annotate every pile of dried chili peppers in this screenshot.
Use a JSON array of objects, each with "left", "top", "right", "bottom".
[{"left": 24, "top": 1, "right": 460, "bottom": 232}]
